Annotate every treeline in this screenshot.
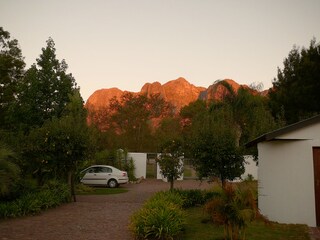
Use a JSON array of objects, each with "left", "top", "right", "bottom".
[
  {"left": 1, "top": 25, "right": 319, "bottom": 204},
  {"left": 0, "top": 27, "right": 95, "bottom": 203}
]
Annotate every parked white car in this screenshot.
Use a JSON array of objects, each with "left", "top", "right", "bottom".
[{"left": 80, "top": 165, "right": 128, "bottom": 188}]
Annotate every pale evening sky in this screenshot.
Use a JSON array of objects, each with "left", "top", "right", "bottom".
[{"left": 1, "top": 0, "right": 319, "bottom": 101}]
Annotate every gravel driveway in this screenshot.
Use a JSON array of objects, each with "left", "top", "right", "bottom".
[{"left": 0, "top": 179, "right": 212, "bottom": 240}]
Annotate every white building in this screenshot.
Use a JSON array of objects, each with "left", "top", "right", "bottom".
[{"left": 247, "top": 115, "right": 320, "bottom": 227}]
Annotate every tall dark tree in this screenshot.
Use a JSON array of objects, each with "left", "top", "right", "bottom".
[
  {"left": 0, "top": 27, "right": 25, "bottom": 129},
  {"left": 0, "top": 142, "right": 20, "bottom": 198},
  {"left": 154, "top": 116, "right": 182, "bottom": 152},
  {"left": 109, "top": 92, "right": 173, "bottom": 152},
  {"left": 216, "top": 80, "right": 279, "bottom": 146},
  {"left": 10, "top": 38, "right": 77, "bottom": 130},
  {"left": 181, "top": 80, "right": 278, "bottom": 183},
  {"left": 22, "top": 91, "right": 94, "bottom": 201},
  {"left": 269, "top": 38, "right": 320, "bottom": 124},
  {"left": 187, "top": 103, "right": 245, "bottom": 187}
]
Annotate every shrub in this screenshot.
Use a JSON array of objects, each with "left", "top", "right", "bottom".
[
  {"left": 148, "top": 191, "right": 185, "bottom": 208},
  {"left": 130, "top": 191, "right": 185, "bottom": 240},
  {"left": 171, "top": 189, "right": 218, "bottom": 208},
  {"left": 204, "top": 183, "right": 258, "bottom": 240},
  {"left": 0, "top": 180, "right": 70, "bottom": 219},
  {"left": 123, "top": 157, "right": 136, "bottom": 182}
]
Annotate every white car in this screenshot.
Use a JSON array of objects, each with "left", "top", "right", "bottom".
[{"left": 80, "top": 165, "right": 128, "bottom": 188}]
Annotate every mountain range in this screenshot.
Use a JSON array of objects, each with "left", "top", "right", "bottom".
[{"left": 85, "top": 77, "right": 265, "bottom": 112}]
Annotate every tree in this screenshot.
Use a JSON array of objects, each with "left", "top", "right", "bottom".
[
  {"left": 269, "top": 38, "right": 320, "bottom": 124},
  {"left": 154, "top": 116, "right": 182, "bottom": 152},
  {"left": 185, "top": 100, "right": 245, "bottom": 187},
  {"left": 216, "top": 80, "right": 278, "bottom": 146},
  {"left": 10, "top": 38, "right": 77, "bottom": 130},
  {"left": 0, "top": 142, "right": 20, "bottom": 198},
  {"left": 0, "top": 27, "right": 25, "bottom": 129},
  {"left": 22, "top": 91, "right": 94, "bottom": 201},
  {"left": 109, "top": 92, "right": 173, "bottom": 152},
  {"left": 156, "top": 140, "right": 184, "bottom": 190}
]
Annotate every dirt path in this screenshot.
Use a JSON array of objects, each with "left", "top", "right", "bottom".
[{"left": 0, "top": 179, "right": 211, "bottom": 240}]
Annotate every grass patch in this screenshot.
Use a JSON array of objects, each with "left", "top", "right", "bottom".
[
  {"left": 183, "top": 207, "right": 310, "bottom": 240},
  {"left": 183, "top": 167, "right": 193, "bottom": 177},
  {"left": 76, "top": 184, "right": 128, "bottom": 195},
  {"left": 146, "top": 163, "right": 156, "bottom": 178}
]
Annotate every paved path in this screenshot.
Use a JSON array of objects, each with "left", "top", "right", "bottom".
[{"left": 0, "top": 179, "right": 211, "bottom": 240}]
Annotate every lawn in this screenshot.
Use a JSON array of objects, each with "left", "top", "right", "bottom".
[
  {"left": 183, "top": 207, "right": 310, "bottom": 240},
  {"left": 76, "top": 184, "right": 128, "bottom": 195}
]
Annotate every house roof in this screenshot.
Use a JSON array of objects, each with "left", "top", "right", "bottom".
[{"left": 245, "top": 114, "right": 320, "bottom": 148}]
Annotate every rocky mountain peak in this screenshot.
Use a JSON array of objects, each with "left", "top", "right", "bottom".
[{"left": 85, "top": 78, "right": 265, "bottom": 115}]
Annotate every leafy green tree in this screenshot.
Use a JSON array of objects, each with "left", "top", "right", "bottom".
[
  {"left": 156, "top": 140, "right": 184, "bottom": 190},
  {"left": 0, "top": 142, "right": 20, "bottom": 198},
  {"left": 22, "top": 91, "right": 94, "bottom": 201},
  {"left": 185, "top": 100, "right": 245, "bottom": 187},
  {"left": 10, "top": 38, "right": 77, "bottom": 130},
  {"left": 216, "top": 80, "right": 278, "bottom": 146},
  {"left": 269, "top": 38, "right": 320, "bottom": 124},
  {"left": 154, "top": 116, "right": 182, "bottom": 152},
  {"left": 109, "top": 92, "right": 173, "bottom": 152},
  {"left": 0, "top": 27, "right": 25, "bottom": 129}
]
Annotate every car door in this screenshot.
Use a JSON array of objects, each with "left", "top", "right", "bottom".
[
  {"left": 82, "top": 166, "right": 113, "bottom": 185},
  {"left": 93, "top": 166, "right": 111, "bottom": 185},
  {"left": 81, "top": 167, "right": 97, "bottom": 185}
]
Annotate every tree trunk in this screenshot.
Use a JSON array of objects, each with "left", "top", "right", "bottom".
[
  {"left": 68, "top": 170, "right": 76, "bottom": 202},
  {"left": 221, "top": 178, "right": 227, "bottom": 189},
  {"left": 169, "top": 177, "right": 174, "bottom": 190}
]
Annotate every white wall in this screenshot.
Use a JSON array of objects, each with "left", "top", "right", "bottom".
[
  {"left": 277, "top": 121, "right": 320, "bottom": 140},
  {"left": 236, "top": 155, "right": 258, "bottom": 181},
  {"left": 127, "top": 152, "right": 147, "bottom": 179},
  {"left": 258, "top": 140, "right": 316, "bottom": 226}
]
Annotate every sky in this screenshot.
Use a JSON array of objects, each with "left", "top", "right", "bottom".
[{"left": 1, "top": 0, "right": 320, "bottom": 102}]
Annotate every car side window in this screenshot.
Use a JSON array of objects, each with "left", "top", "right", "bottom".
[
  {"left": 94, "top": 167, "right": 104, "bottom": 173},
  {"left": 86, "top": 167, "right": 112, "bottom": 173}
]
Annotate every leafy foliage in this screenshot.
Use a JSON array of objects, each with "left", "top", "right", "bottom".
[
  {"left": 171, "top": 188, "right": 218, "bottom": 208},
  {"left": 109, "top": 92, "right": 174, "bottom": 151},
  {"left": 9, "top": 38, "right": 78, "bottom": 130},
  {"left": 0, "top": 143, "right": 20, "bottom": 198},
  {"left": 183, "top": 207, "right": 309, "bottom": 240},
  {"left": 204, "top": 183, "right": 259, "bottom": 240},
  {"left": 130, "top": 191, "right": 186, "bottom": 240},
  {"left": 186, "top": 102, "right": 245, "bottom": 185},
  {"left": 0, "top": 27, "right": 25, "bottom": 129},
  {"left": 0, "top": 180, "right": 70, "bottom": 219},
  {"left": 270, "top": 38, "right": 320, "bottom": 124},
  {"left": 20, "top": 91, "right": 94, "bottom": 202},
  {"left": 156, "top": 140, "right": 184, "bottom": 190}
]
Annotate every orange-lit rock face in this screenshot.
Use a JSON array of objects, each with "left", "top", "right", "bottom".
[
  {"left": 85, "top": 78, "right": 266, "bottom": 117},
  {"left": 85, "top": 87, "right": 124, "bottom": 111},
  {"left": 86, "top": 77, "right": 205, "bottom": 114},
  {"left": 201, "top": 79, "right": 245, "bottom": 101},
  {"left": 141, "top": 77, "right": 205, "bottom": 112},
  {"left": 84, "top": 78, "right": 268, "bottom": 131}
]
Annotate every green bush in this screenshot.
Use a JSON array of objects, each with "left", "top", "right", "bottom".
[
  {"left": 130, "top": 191, "right": 186, "bottom": 240},
  {"left": 0, "top": 180, "right": 70, "bottom": 219},
  {"left": 148, "top": 191, "right": 185, "bottom": 208},
  {"left": 123, "top": 157, "right": 136, "bottom": 182},
  {"left": 172, "top": 189, "right": 218, "bottom": 208}
]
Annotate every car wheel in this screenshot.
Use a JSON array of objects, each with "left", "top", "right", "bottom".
[{"left": 108, "top": 179, "right": 118, "bottom": 188}]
